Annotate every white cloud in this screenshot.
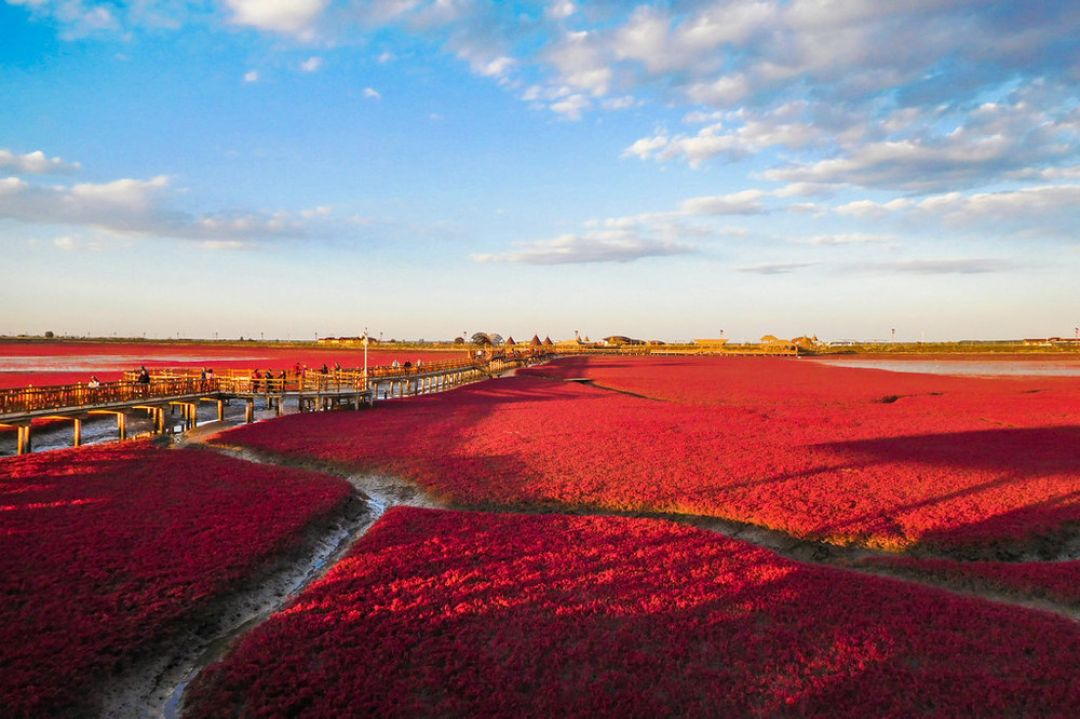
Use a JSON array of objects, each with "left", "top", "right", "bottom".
[
  {"left": 299, "top": 56, "right": 324, "bottom": 72},
  {"left": 547, "top": 1, "right": 575, "bottom": 20},
  {"left": 794, "top": 233, "right": 894, "bottom": 246},
  {"left": 683, "top": 110, "right": 725, "bottom": 124},
  {"left": 0, "top": 172, "right": 307, "bottom": 242},
  {"left": 200, "top": 240, "right": 256, "bottom": 251},
  {"left": 475, "top": 56, "right": 515, "bottom": 78},
  {"left": 300, "top": 205, "right": 331, "bottom": 218},
  {"left": 363, "top": 87, "right": 382, "bottom": 100},
  {"left": 53, "top": 235, "right": 77, "bottom": 251},
  {"left": 10, "top": 0, "right": 119, "bottom": 37},
  {"left": 848, "top": 259, "right": 1018, "bottom": 275},
  {"left": 0, "top": 148, "right": 80, "bottom": 175},
  {"left": 243, "top": 70, "right": 260, "bottom": 83},
  {"left": 377, "top": 51, "right": 395, "bottom": 64},
  {"left": 546, "top": 30, "right": 613, "bottom": 97},
  {"left": 773, "top": 182, "right": 837, "bottom": 198},
  {"left": 835, "top": 184, "right": 1080, "bottom": 237},
  {"left": 550, "top": 93, "right": 589, "bottom": 120},
  {"left": 474, "top": 231, "right": 694, "bottom": 265},
  {"left": 626, "top": 106, "right": 826, "bottom": 167},
  {"left": 685, "top": 74, "right": 750, "bottom": 106},
  {"left": 681, "top": 190, "right": 768, "bottom": 216},
  {"left": 737, "top": 262, "right": 814, "bottom": 275},
  {"left": 764, "top": 99, "right": 1080, "bottom": 192},
  {"left": 225, "top": 0, "right": 328, "bottom": 38},
  {"left": 474, "top": 191, "right": 776, "bottom": 266}
]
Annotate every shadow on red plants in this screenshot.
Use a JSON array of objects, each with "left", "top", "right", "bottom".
[
  {"left": 219, "top": 365, "right": 1080, "bottom": 553},
  {"left": 185, "top": 508, "right": 1080, "bottom": 718},
  {"left": 0, "top": 441, "right": 352, "bottom": 717},
  {"left": 815, "top": 427, "right": 1080, "bottom": 554}
]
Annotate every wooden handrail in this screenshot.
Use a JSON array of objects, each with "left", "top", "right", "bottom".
[{"left": 0, "top": 355, "right": 549, "bottom": 417}]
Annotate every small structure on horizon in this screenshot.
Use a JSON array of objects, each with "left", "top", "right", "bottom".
[{"left": 601, "top": 335, "right": 645, "bottom": 346}]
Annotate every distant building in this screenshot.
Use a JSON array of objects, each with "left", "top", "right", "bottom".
[
  {"left": 602, "top": 335, "right": 645, "bottom": 346},
  {"left": 317, "top": 336, "right": 371, "bottom": 346},
  {"left": 693, "top": 338, "right": 729, "bottom": 348}
]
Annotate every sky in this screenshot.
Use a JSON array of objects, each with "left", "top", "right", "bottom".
[{"left": 1, "top": 0, "right": 1079, "bottom": 343}]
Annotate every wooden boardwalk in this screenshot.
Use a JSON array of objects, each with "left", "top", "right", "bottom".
[{"left": 0, "top": 355, "right": 534, "bottom": 455}]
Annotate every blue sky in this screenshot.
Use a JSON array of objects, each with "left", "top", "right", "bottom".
[{"left": 2, "top": 1, "right": 1079, "bottom": 342}]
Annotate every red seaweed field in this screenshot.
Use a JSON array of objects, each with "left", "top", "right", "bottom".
[
  {"left": 216, "top": 356, "right": 1080, "bottom": 554},
  {"left": 6, "top": 354, "right": 1080, "bottom": 715},
  {"left": 186, "top": 507, "right": 1080, "bottom": 718},
  {"left": 0, "top": 441, "right": 352, "bottom": 717}
]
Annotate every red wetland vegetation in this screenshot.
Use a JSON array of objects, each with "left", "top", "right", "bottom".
[
  {"left": 186, "top": 507, "right": 1080, "bottom": 718},
  {"left": 0, "top": 441, "right": 352, "bottom": 717},
  {"left": 4, "top": 353, "right": 1079, "bottom": 715},
  {"left": 217, "top": 356, "right": 1080, "bottom": 555}
]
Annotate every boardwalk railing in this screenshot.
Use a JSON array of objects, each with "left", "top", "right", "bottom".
[
  {"left": 0, "top": 378, "right": 218, "bottom": 416},
  {"left": 0, "top": 354, "right": 547, "bottom": 454}
]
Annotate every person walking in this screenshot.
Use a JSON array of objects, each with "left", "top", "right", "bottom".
[
  {"left": 252, "top": 369, "right": 262, "bottom": 393},
  {"left": 87, "top": 375, "right": 101, "bottom": 388}
]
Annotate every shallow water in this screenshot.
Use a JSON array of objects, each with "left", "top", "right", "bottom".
[{"left": 814, "top": 359, "right": 1080, "bottom": 377}]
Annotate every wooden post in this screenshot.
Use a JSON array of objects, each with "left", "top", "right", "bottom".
[
  {"left": 217, "top": 399, "right": 225, "bottom": 422},
  {"left": 155, "top": 408, "right": 165, "bottom": 434},
  {"left": 189, "top": 403, "right": 198, "bottom": 429},
  {"left": 73, "top": 418, "right": 82, "bottom": 447},
  {"left": 17, "top": 425, "right": 31, "bottom": 455},
  {"left": 245, "top": 399, "right": 254, "bottom": 423},
  {"left": 275, "top": 397, "right": 283, "bottom": 417},
  {"left": 117, "top": 413, "right": 127, "bottom": 441}
]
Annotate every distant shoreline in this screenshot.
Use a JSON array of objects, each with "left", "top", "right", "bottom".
[{"left": 2, "top": 336, "right": 1079, "bottom": 357}]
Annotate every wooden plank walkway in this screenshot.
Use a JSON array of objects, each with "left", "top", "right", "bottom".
[{"left": 0, "top": 355, "right": 537, "bottom": 455}]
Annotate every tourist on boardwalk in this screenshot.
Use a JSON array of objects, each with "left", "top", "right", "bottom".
[
  {"left": 205, "top": 367, "right": 214, "bottom": 381},
  {"left": 137, "top": 366, "right": 151, "bottom": 384},
  {"left": 87, "top": 376, "right": 101, "bottom": 389},
  {"left": 392, "top": 359, "right": 400, "bottom": 369},
  {"left": 252, "top": 369, "right": 262, "bottom": 393},
  {"left": 267, "top": 369, "right": 275, "bottom": 392},
  {"left": 293, "top": 362, "right": 303, "bottom": 377},
  {"left": 199, "top": 368, "right": 207, "bottom": 380},
  {"left": 320, "top": 364, "right": 329, "bottom": 375}
]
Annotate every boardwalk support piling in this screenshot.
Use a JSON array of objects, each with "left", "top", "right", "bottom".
[{"left": 17, "top": 424, "right": 31, "bottom": 455}]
